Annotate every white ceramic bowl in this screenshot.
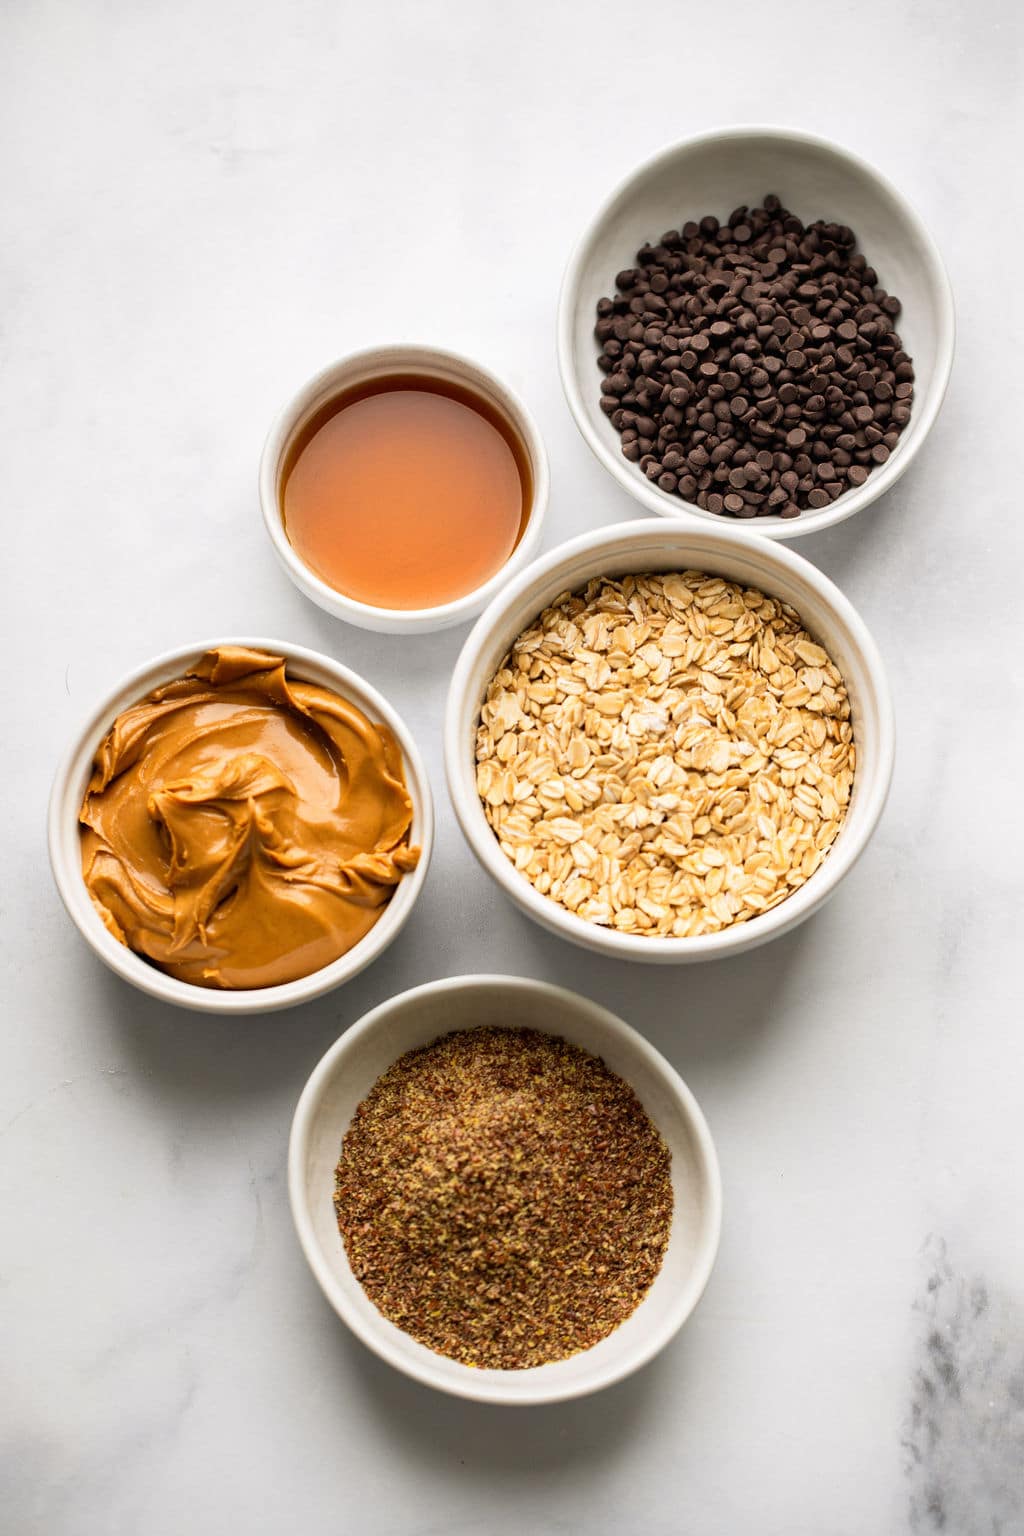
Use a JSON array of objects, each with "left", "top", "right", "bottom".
[
  {"left": 558, "top": 125, "right": 954, "bottom": 538},
  {"left": 289, "top": 974, "right": 722, "bottom": 1404},
  {"left": 48, "top": 638, "right": 433, "bottom": 1015},
  {"left": 259, "top": 345, "right": 549, "bottom": 634},
  {"left": 446, "top": 519, "right": 894, "bottom": 963}
]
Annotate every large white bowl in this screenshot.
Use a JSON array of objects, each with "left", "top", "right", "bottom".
[
  {"left": 445, "top": 520, "right": 894, "bottom": 963},
  {"left": 289, "top": 975, "right": 722, "bottom": 1404},
  {"left": 558, "top": 126, "right": 954, "bottom": 538},
  {"left": 259, "top": 345, "right": 549, "bottom": 634},
  {"left": 48, "top": 638, "right": 433, "bottom": 1015}
]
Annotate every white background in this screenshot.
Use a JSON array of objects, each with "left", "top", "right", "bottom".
[{"left": 3, "top": 2, "right": 1023, "bottom": 1532}]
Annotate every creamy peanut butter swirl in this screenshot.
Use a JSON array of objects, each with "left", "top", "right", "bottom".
[{"left": 80, "top": 647, "right": 420, "bottom": 989}]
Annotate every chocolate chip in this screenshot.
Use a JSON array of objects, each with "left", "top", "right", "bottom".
[{"left": 594, "top": 195, "right": 914, "bottom": 518}]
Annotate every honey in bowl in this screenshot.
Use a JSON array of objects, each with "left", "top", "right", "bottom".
[{"left": 281, "top": 374, "right": 532, "bottom": 611}]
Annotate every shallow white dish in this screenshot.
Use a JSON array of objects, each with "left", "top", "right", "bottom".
[
  {"left": 445, "top": 519, "right": 895, "bottom": 963},
  {"left": 259, "top": 344, "right": 549, "bottom": 634},
  {"left": 48, "top": 637, "right": 433, "bottom": 1015},
  {"left": 289, "top": 974, "right": 722, "bottom": 1404},
  {"left": 558, "top": 125, "right": 954, "bottom": 539}
]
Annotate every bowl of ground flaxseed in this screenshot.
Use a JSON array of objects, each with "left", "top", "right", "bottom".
[
  {"left": 288, "top": 975, "right": 722, "bottom": 1404},
  {"left": 445, "top": 520, "right": 894, "bottom": 962},
  {"left": 558, "top": 126, "right": 954, "bottom": 537}
]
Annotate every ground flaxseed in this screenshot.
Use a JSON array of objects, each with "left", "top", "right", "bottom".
[{"left": 333, "top": 1026, "right": 673, "bottom": 1370}]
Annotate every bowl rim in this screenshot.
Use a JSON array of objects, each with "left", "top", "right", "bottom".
[
  {"left": 444, "top": 518, "right": 895, "bottom": 961},
  {"left": 557, "top": 122, "right": 956, "bottom": 540},
  {"left": 258, "top": 343, "right": 550, "bottom": 631},
  {"left": 47, "top": 635, "right": 434, "bottom": 1015},
  {"left": 287, "top": 972, "right": 723, "bottom": 1404}
]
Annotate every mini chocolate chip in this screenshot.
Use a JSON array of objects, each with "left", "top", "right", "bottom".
[{"left": 594, "top": 196, "right": 913, "bottom": 517}]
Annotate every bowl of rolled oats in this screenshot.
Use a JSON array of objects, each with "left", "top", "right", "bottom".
[{"left": 445, "top": 520, "right": 894, "bottom": 961}]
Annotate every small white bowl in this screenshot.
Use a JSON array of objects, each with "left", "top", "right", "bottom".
[
  {"left": 445, "top": 519, "right": 895, "bottom": 963},
  {"left": 289, "top": 974, "right": 722, "bottom": 1404},
  {"left": 259, "top": 345, "right": 549, "bottom": 634},
  {"left": 558, "top": 125, "right": 954, "bottom": 539},
  {"left": 48, "top": 638, "right": 433, "bottom": 1015}
]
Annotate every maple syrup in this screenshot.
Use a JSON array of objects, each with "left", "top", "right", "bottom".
[{"left": 281, "top": 374, "right": 532, "bottom": 610}]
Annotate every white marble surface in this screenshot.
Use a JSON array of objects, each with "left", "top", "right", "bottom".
[{"left": 3, "top": 2, "right": 1023, "bottom": 1531}]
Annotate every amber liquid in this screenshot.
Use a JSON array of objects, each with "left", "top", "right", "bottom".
[{"left": 281, "top": 374, "right": 532, "bottom": 610}]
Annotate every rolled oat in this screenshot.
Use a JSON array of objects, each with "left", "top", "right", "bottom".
[{"left": 475, "top": 573, "right": 854, "bottom": 938}]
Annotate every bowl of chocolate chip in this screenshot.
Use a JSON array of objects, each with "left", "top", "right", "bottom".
[
  {"left": 558, "top": 126, "right": 954, "bottom": 536},
  {"left": 289, "top": 975, "right": 722, "bottom": 1403},
  {"left": 48, "top": 640, "right": 433, "bottom": 1013}
]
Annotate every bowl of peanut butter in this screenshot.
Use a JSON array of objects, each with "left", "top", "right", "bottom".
[{"left": 48, "top": 641, "right": 433, "bottom": 1013}]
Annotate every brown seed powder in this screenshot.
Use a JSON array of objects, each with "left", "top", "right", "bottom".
[{"left": 333, "top": 1026, "right": 673, "bottom": 1370}]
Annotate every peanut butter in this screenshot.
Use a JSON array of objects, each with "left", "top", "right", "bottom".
[{"left": 79, "top": 646, "right": 420, "bottom": 989}]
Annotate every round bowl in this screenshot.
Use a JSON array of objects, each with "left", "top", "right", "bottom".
[
  {"left": 259, "top": 344, "right": 549, "bottom": 634},
  {"left": 48, "top": 637, "right": 434, "bottom": 1015},
  {"left": 289, "top": 974, "right": 722, "bottom": 1404},
  {"left": 445, "top": 519, "right": 894, "bottom": 963},
  {"left": 558, "top": 125, "right": 954, "bottom": 538}
]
